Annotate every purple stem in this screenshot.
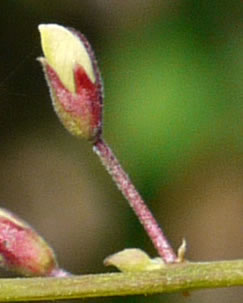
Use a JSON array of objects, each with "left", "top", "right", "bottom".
[{"left": 93, "top": 138, "right": 176, "bottom": 264}]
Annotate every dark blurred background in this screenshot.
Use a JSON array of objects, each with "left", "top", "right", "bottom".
[{"left": 0, "top": 1, "right": 242, "bottom": 302}]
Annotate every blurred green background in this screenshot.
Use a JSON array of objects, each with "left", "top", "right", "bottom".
[{"left": 0, "top": 1, "right": 242, "bottom": 302}]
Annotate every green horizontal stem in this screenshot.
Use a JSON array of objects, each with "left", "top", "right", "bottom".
[{"left": 0, "top": 260, "right": 242, "bottom": 301}]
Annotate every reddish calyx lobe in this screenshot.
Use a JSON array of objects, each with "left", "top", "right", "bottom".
[
  {"left": 45, "top": 62, "right": 102, "bottom": 141},
  {"left": 0, "top": 218, "right": 56, "bottom": 276}
]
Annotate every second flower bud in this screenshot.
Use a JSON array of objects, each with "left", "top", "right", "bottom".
[{"left": 38, "top": 24, "right": 103, "bottom": 141}]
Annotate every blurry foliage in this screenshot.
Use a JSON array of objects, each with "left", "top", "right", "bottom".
[{"left": 0, "top": 1, "right": 242, "bottom": 302}]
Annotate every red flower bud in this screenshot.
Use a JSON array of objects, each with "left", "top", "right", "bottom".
[
  {"left": 38, "top": 24, "right": 103, "bottom": 141},
  {"left": 0, "top": 208, "right": 58, "bottom": 277}
]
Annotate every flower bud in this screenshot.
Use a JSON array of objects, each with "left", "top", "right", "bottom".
[
  {"left": 0, "top": 208, "right": 58, "bottom": 277},
  {"left": 38, "top": 24, "right": 103, "bottom": 141}
]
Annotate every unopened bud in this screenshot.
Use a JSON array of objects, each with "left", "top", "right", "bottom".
[
  {"left": 38, "top": 23, "right": 103, "bottom": 141},
  {"left": 0, "top": 208, "right": 58, "bottom": 277}
]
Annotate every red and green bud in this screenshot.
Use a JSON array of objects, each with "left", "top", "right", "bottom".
[
  {"left": 38, "top": 24, "right": 103, "bottom": 141},
  {"left": 0, "top": 208, "right": 58, "bottom": 277}
]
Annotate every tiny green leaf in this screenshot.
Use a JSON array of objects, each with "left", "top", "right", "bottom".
[{"left": 104, "top": 248, "right": 165, "bottom": 272}]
